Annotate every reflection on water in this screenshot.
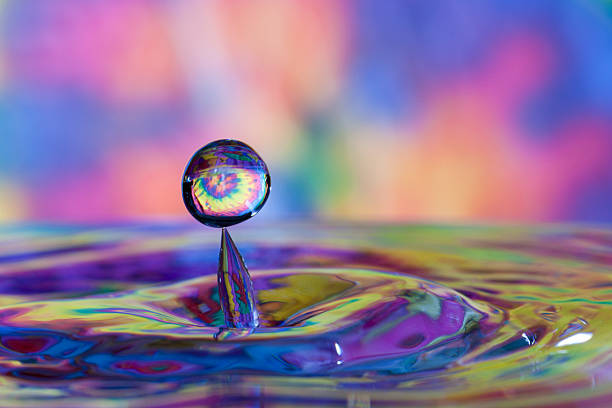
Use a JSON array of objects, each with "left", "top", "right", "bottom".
[{"left": 0, "top": 224, "right": 610, "bottom": 407}]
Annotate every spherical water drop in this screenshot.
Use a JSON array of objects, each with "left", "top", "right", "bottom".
[{"left": 182, "top": 139, "right": 270, "bottom": 228}]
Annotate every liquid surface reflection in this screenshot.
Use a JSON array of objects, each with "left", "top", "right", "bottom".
[{"left": 0, "top": 224, "right": 610, "bottom": 407}]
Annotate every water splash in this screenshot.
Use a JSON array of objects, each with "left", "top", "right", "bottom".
[
  {"left": 217, "top": 228, "right": 259, "bottom": 328},
  {"left": 182, "top": 139, "right": 267, "bottom": 328}
]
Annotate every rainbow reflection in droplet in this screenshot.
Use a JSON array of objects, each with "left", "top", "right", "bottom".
[{"left": 182, "top": 140, "right": 270, "bottom": 228}]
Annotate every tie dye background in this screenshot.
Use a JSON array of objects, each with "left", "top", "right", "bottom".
[{"left": 1, "top": 1, "right": 611, "bottom": 224}]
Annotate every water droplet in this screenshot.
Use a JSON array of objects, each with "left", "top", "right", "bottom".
[{"left": 182, "top": 139, "right": 270, "bottom": 228}]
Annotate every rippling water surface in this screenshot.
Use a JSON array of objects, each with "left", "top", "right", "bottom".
[{"left": 0, "top": 224, "right": 611, "bottom": 407}]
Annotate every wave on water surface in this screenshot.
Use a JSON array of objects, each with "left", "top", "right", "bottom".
[{"left": 0, "top": 224, "right": 610, "bottom": 407}]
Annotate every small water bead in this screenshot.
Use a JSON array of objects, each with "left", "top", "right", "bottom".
[{"left": 182, "top": 140, "right": 270, "bottom": 228}]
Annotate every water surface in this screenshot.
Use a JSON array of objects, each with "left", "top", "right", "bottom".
[{"left": 0, "top": 224, "right": 610, "bottom": 407}]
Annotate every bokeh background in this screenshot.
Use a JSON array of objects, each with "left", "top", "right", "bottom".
[{"left": 1, "top": 0, "right": 611, "bottom": 224}]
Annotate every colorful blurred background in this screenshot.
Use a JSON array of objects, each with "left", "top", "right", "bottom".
[{"left": 1, "top": 0, "right": 611, "bottom": 224}]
